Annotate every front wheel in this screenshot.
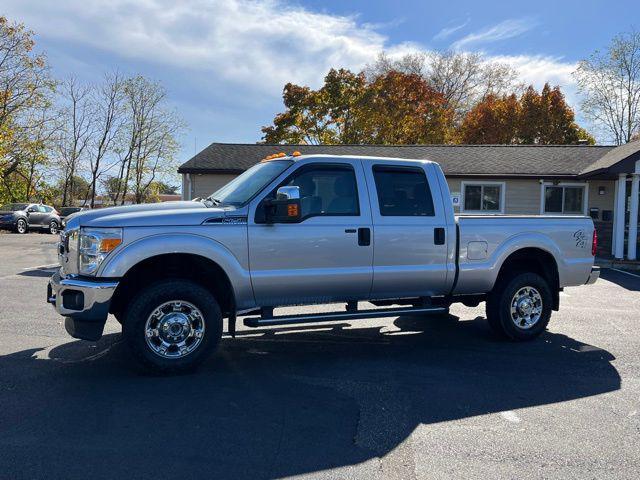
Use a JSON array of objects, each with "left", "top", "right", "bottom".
[
  {"left": 123, "top": 279, "right": 223, "bottom": 373},
  {"left": 16, "top": 219, "right": 27, "bottom": 234},
  {"left": 486, "top": 272, "right": 552, "bottom": 341},
  {"left": 49, "top": 221, "right": 59, "bottom": 235}
]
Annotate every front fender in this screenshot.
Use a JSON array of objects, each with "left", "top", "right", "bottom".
[
  {"left": 455, "top": 232, "right": 562, "bottom": 295},
  {"left": 98, "top": 233, "right": 255, "bottom": 309}
]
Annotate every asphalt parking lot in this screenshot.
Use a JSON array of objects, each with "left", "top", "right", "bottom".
[{"left": 0, "top": 233, "right": 639, "bottom": 479}]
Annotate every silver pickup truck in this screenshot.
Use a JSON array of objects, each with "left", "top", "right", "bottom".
[{"left": 48, "top": 154, "right": 599, "bottom": 372}]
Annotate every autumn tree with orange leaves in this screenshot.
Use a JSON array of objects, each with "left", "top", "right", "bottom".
[
  {"left": 262, "top": 69, "right": 454, "bottom": 145},
  {"left": 459, "top": 83, "right": 594, "bottom": 145},
  {"left": 264, "top": 69, "right": 594, "bottom": 146}
]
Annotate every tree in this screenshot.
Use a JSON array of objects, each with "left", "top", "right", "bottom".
[
  {"left": 262, "top": 69, "right": 367, "bottom": 145},
  {"left": 149, "top": 181, "right": 178, "bottom": 195},
  {"left": 86, "top": 72, "right": 125, "bottom": 207},
  {"left": 460, "top": 83, "right": 595, "bottom": 145},
  {"left": 115, "top": 76, "right": 183, "bottom": 205},
  {"left": 55, "top": 76, "right": 93, "bottom": 206},
  {"left": 262, "top": 68, "right": 452, "bottom": 145},
  {"left": 101, "top": 175, "right": 125, "bottom": 205},
  {"left": 575, "top": 29, "right": 640, "bottom": 144},
  {"left": 55, "top": 175, "right": 89, "bottom": 205},
  {"left": 0, "top": 16, "right": 55, "bottom": 204},
  {"left": 426, "top": 51, "right": 517, "bottom": 119},
  {"left": 364, "top": 51, "right": 518, "bottom": 122},
  {"left": 459, "top": 94, "right": 519, "bottom": 144},
  {"left": 355, "top": 71, "right": 452, "bottom": 144}
]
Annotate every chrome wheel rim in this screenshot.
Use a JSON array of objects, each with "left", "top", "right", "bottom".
[
  {"left": 144, "top": 300, "right": 205, "bottom": 359},
  {"left": 50, "top": 222, "right": 58, "bottom": 234},
  {"left": 17, "top": 220, "right": 26, "bottom": 233},
  {"left": 510, "top": 286, "right": 543, "bottom": 329}
]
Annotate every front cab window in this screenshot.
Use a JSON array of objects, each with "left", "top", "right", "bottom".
[{"left": 258, "top": 164, "right": 360, "bottom": 223}]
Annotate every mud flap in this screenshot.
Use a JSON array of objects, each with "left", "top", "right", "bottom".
[{"left": 228, "top": 312, "right": 236, "bottom": 338}]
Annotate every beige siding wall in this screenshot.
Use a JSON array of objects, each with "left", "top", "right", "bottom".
[
  {"left": 587, "top": 180, "right": 616, "bottom": 217},
  {"left": 189, "top": 173, "right": 239, "bottom": 199},
  {"left": 447, "top": 178, "right": 541, "bottom": 214}
]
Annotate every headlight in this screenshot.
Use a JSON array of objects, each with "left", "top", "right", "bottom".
[{"left": 79, "top": 227, "right": 122, "bottom": 275}]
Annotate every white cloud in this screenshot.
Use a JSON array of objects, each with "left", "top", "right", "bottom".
[
  {"left": 433, "top": 19, "right": 470, "bottom": 41},
  {"left": 3, "top": 0, "right": 411, "bottom": 93},
  {"left": 491, "top": 54, "right": 576, "bottom": 88},
  {"left": 451, "top": 18, "right": 537, "bottom": 50},
  {"left": 2, "top": 1, "right": 584, "bottom": 144},
  {"left": 4, "top": 1, "right": 572, "bottom": 95}
]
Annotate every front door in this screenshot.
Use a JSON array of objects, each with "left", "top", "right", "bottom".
[
  {"left": 27, "top": 205, "right": 46, "bottom": 228},
  {"left": 363, "top": 161, "right": 451, "bottom": 299},
  {"left": 248, "top": 159, "right": 373, "bottom": 306}
]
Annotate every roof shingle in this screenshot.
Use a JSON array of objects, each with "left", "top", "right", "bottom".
[{"left": 178, "top": 143, "right": 616, "bottom": 177}]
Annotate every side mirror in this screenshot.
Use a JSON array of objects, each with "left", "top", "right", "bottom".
[{"left": 264, "top": 186, "right": 301, "bottom": 223}]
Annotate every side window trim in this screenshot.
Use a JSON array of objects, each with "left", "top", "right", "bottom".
[{"left": 372, "top": 164, "right": 436, "bottom": 217}]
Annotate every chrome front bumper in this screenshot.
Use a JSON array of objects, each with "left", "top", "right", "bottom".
[
  {"left": 48, "top": 269, "right": 119, "bottom": 340},
  {"left": 586, "top": 266, "right": 600, "bottom": 285}
]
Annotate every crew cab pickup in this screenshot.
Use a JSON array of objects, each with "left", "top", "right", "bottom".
[{"left": 48, "top": 154, "right": 599, "bottom": 372}]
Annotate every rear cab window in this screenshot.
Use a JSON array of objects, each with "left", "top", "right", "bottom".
[{"left": 372, "top": 166, "right": 435, "bottom": 216}]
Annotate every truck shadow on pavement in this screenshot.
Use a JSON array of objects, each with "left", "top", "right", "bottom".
[{"left": 0, "top": 314, "right": 620, "bottom": 480}]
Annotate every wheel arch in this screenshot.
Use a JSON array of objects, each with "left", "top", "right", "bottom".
[
  {"left": 493, "top": 247, "right": 560, "bottom": 310},
  {"left": 102, "top": 233, "right": 256, "bottom": 319},
  {"left": 109, "top": 252, "right": 236, "bottom": 320}
]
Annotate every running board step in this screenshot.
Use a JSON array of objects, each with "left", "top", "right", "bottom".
[{"left": 243, "top": 306, "right": 447, "bottom": 328}]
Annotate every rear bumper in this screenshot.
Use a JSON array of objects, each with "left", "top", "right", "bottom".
[
  {"left": 585, "top": 266, "right": 600, "bottom": 285},
  {"left": 48, "top": 269, "right": 119, "bottom": 340}
]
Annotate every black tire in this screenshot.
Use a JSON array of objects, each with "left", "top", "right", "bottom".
[
  {"left": 486, "top": 272, "right": 552, "bottom": 341},
  {"left": 123, "top": 279, "right": 223, "bottom": 373},
  {"left": 49, "top": 221, "right": 59, "bottom": 235},
  {"left": 15, "top": 218, "right": 27, "bottom": 234}
]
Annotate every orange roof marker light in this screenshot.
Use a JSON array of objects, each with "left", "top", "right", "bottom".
[
  {"left": 292, "top": 151, "right": 301, "bottom": 157},
  {"left": 261, "top": 152, "right": 291, "bottom": 162}
]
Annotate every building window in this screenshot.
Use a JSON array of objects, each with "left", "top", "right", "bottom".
[
  {"left": 461, "top": 182, "right": 504, "bottom": 213},
  {"left": 543, "top": 185, "right": 586, "bottom": 214}
]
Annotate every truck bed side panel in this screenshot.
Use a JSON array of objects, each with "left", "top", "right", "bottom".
[{"left": 453, "top": 215, "right": 594, "bottom": 295}]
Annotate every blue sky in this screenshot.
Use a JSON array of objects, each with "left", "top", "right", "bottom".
[{"left": 3, "top": 0, "right": 638, "bottom": 171}]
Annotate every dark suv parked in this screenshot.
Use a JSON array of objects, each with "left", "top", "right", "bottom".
[
  {"left": 0, "top": 203, "right": 61, "bottom": 234},
  {"left": 59, "top": 206, "right": 89, "bottom": 227}
]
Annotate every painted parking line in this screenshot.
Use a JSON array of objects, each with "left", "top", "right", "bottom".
[
  {"left": 608, "top": 267, "right": 640, "bottom": 279},
  {"left": 21, "top": 263, "right": 59, "bottom": 271}
]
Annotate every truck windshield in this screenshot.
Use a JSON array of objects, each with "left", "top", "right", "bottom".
[{"left": 205, "top": 160, "right": 293, "bottom": 207}]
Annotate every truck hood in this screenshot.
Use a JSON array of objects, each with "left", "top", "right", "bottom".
[{"left": 64, "top": 201, "right": 232, "bottom": 229}]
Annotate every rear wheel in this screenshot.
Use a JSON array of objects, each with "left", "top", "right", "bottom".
[
  {"left": 486, "top": 272, "right": 552, "bottom": 341},
  {"left": 123, "top": 279, "right": 223, "bottom": 373},
  {"left": 16, "top": 219, "right": 27, "bottom": 234},
  {"left": 49, "top": 221, "right": 59, "bottom": 235}
]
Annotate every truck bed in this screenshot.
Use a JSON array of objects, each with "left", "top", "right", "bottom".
[{"left": 453, "top": 215, "right": 595, "bottom": 295}]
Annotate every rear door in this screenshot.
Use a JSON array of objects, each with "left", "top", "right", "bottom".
[
  {"left": 248, "top": 158, "right": 373, "bottom": 306},
  {"left": 363, "top": 161, "right": 450, "bottom": 299}
]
